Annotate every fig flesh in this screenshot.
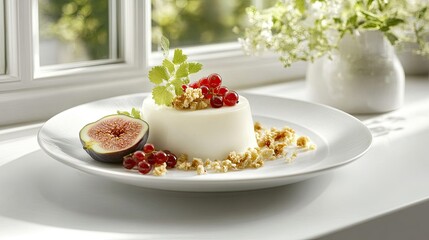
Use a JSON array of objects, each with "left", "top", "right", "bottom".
[{"left": 79, "top": 114, "right": 149, "bottom": 163}]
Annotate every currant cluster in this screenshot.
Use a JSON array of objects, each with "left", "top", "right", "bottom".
[
  {"left": 122, "top": 143, "right": 177, "bottom": 174},
  {"left": 182, "top": 73, "right": 239, "bottom": 108}
]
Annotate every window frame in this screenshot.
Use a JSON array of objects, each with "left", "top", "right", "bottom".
[
  {"left": 35, "top": 0, "right": 121, "bottom": 71},
  {"left": 0, "top": 0, "right": 305, "bottom": 126},
  {"left": 0, "top": 0, "right": 5, "bottom": 75}
]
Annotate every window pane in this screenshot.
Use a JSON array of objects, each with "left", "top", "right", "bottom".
[
  {"left": 38, "top": 0, "right": 117, "bottom": 66},
  {"left": 0, "top": 0, "right": 5, "bottom": 75},
  {"left": 151, "top": 0, "right": 277, "bottom": 50}
]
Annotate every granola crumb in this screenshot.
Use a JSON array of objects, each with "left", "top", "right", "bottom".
[
  {"left": 285, "top": 151, "right": 298, "bottom": 163},
  {"left": 172, "top": 88, "right": 209, "bottom": 110},
  {"left": 197, "top": 165, "right": 207, "bottom": 175},
  {"left": 297, "top": 136, "right": 310, "bottom": 148},
  {"left": 149, "top": 122, "right": 316, "bottom": 176},
  {"left": 254, "top": 121, "right": 264, "bottom": 132},
  {"left": 153, "top": 163, "right": 167, "bottom": 176}
]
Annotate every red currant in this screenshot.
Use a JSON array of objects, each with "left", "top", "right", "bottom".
[
  {"left": 200, "top": 85, "right": 210, "bottom": 96},
  {"left": 217, "top": 86, "right": 229, "bottom": 96},
  {"left": 123, "top": 155, "right": 136, "bottom": 169},
  {"left": 199, "top": 77, "right": 210, "bottom": 87},
  {"left": 204, "top": 93, "right": 213, "bottom": 100},
  {"left": 210, "top": 96, "right": 223, "bottom": 108},
  {"left": 132, "top": 151, "right": 145, "bottom": 162},
  {"left": 166, "top": 154, "right": 177, "bottom": 168},
  {"left": 224, "top": 91, "right": 239, "bottom": 106},
  {"left": 137, "top": 161, "right": 152, "bottom": 174},
  {"left": 208, "top": 73, "right": 222, "bottom": 88},
  {"left": 212, "top": 86, "right": 220, "bottom": 95},
  {"left": 146, "top": 152, "right": 155, "bottom": 165},
  {"left": 154, "top": 151, "right": 168, "bottom": 164},
  {"left": 189, "top": 82, "right": 199, "bottom": 89},
  {"left": 143, "top": 143, "right": 155, "bottom": 153}
]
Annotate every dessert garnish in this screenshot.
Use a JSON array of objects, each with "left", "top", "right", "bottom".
[
  {"left": 148, "top": 36, "right": 203, "bottom": 107},
  {"left": 117, "top": 107, "right": 143, "bottom": 119},
  {"left": 122, "top": 143, "right": 177, "bottom": 176},
  {"left": 121, "top": 122, "right": 316, "bottom": 176},
  {"left": 148, "top": 36, "right": 239, "bottom": 109},
  {"left": 79, "top": 114, "right": 149, "bottom": 163},
  {"left": 181, "top": 73, "right": 240, "bottom": 109}
]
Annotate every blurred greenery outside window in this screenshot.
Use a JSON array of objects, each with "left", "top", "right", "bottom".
[
  {"left": 151, "top": 0, "right": 277, "bottom": 50},
  {"left": 0, "top": 0, "right": 5, "bottom": 75},
  {"left": 38, "top": 0, "right": 277, "bottom": 68},
  {"left": 38, "top": 0, "right": 117, "bottom": 67}
]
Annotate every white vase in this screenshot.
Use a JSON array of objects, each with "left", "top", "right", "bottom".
[
  {"left": 306, "top": 31, "right": 405, "bottom": 114},
  {"left": 396, "top": 42, "right": 429, "bottom": 76}
]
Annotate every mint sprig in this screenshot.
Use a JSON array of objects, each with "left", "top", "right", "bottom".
[{"left": 148, "top": 37, "right": 203, "bottom": 106}]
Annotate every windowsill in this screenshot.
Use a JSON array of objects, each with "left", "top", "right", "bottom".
[
  {"left": 0, "top": 57, "right": 306, "bottom": 126},
  {"left": 1, "top": 75, "right": 429, "bottom": 239}
]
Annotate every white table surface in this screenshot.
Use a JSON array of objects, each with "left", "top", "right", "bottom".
[{"left": 1, "top": 76, "right": 429, "bottom": 240}]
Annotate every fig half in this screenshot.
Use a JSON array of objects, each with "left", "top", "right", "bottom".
[{"left": 79, "top": 114, "right": 149, "bottom": 163}]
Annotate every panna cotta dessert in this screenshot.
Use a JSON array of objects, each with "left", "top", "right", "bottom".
[
  {"left": 142, "top": 94, "right": 257, "bottom": 160},
  {"left": 78, "top": 40, "right": 316, "bottom": 176}
]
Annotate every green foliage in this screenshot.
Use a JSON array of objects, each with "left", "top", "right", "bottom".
[
  {"left": 188, "top": 62, "right": 203, "bottom": 74},
  {"left": 149, "top": 66, "right": 170, "bottom": 85},
  {"left": 239, "top": 0, "right": 429, "bottom": 67},
  {"left": 151, "top": 0, "right": 277, "bottom": 49},
  {"left": 117, "top": 108, "right": 143, "bottom": 120},
  {"left": 160, "top": 36, "right": 170, "bottom": 58},
  {"left": 172, "top": 49, "right": 188, "bottom": 65},
  {"left": 39, "top": 0, "right": 110, "bottom": 60},
  {"left": 148, "top": 38, "right": 203, "bottom": 106},
  {"left": 152, "top": 86, "right": 175, "bottom": 107},
  {"left": 41, "top": 0, "right": 279, "bottom": 61}
]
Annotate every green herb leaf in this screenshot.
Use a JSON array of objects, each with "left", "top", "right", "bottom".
[
  {"left": 172, "top": 49, "right": 187, "bottom": 64},
  {"left": 175, "top": 63, "right": 189, "bottom": 78},
  {"left": 361, "top": 21, "right": 380, "bottom": 29},
  {"left": 376, "top": 0, "right": 385, "bottom": 11},
  {"left": 152, "top": 86, "right": 174, "bottom": 106},
  {"left": 295, "top": 0, "right": 306, "bottom": 14},
  {"left": 346, "top": 15, "right": 358, "bottom": 27},
  {"left": 417, "top": 7, "right": 427, "bottom": 19},
  {"left": 117, "top": 110, "right": 131, "bottom": 117},
  {"left": 385, "top": 18, "right": 404, "bottom": 27},
  {"left": 162, "top": 59, "right": 175, "bottom": 74},
  {"left": 333, "top": 17, "right": 342, "bottom": 24},
  {"left": 188, "top": 62, "right": 203, "bottom": 74},
  {"left": 148, "top": 66, "right": 170, "bottom": 84},
  {"left": 131, "top": 108, "right": 142, "bottom": 119},
  {"left": 117, "top": 107, "right": 142, "bottom": 120},
  {"left": 182, "top": 77, "right": 190, "bottom": 85},
  {"left": 160, "top": 36, "right": 170, "bottom": 58},
  {"left": 385, "top": 32, "right": 398, "bottom": 45},
  {"left": 148, "top": 37, "right": 203, "bottom": 107},
  {"left": 360, "top": 10, "right": 381, "bottom": 22},
  {"left": 170, "top": 78, "right": 185, "bottom": 95}
]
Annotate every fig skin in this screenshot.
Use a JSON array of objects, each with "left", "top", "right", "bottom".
[{"left": 79, "top": 114, "right": 149, "bottom": 163}]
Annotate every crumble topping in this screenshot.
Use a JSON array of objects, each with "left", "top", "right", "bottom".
[
  {"left": 297, "top": 136, "right": 310, "bottom": 148},
  {"left": 172, "top": 122, "right": 316, "bottom": 175},
  {"left": 153, "top": 163, "right": 167, "bottom": 176},
  {"left": 143, "top": 122, "right": 316, "bottom": 176},
  {"left": 196, "top": 165, "right": 207, "bottom": 175},
  {"left": 172, "top": 88, "right": 209, "bottom": 110}
]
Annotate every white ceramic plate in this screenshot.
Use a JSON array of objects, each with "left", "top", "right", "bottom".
[{"left": 38, "top": 93, "right": 372, "bottom": 192}]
